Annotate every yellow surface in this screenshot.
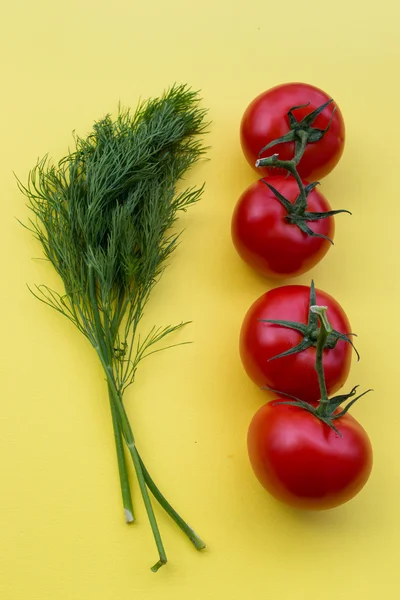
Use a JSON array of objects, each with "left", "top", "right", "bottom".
[{"left": 1, "top": 1, "right": 399, "bottom": 598}]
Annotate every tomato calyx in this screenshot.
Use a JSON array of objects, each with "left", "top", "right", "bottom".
[
  {"left": 265, "top": 305, "right": 372, "bottom": 436},
  {"left": 262, "top": 179, "right": 351, "bottom": 243},
  {"left": 259, "top": 281, "right": 359, "bottom": 362},
  {"left": 255, "top": 99, "right": 336, "bottom": 167},
  {"left": 267, "top": 386, "right": 372, "bottom": 437}
]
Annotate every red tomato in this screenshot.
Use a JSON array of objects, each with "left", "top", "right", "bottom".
[
  {"left": 240, "top": 285, "right": 352, "bottom": 402},
  {"left": 247, "top": 400, "right": 373, "bottom": 510},
  {"left": 240, "top": 82, "right": 345, "bottom": 180},
  {"left": 231, "top": 176, "right": 334, "bottom": 278}
]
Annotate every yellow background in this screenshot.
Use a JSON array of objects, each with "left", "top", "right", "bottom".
[{"left": 1, "top": 1, "right": 398, "bottom": 598}]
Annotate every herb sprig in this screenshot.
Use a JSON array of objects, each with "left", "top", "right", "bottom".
[{"left": 19, "top": 84, "right": 208, "bottom": 571}]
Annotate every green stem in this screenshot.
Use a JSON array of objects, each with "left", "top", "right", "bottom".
[
  {"left": 88, "top": 265, "right": 205, "bottom": 569},
  {"left": 137, "top": 451, "right": 206, "bottom": 550},
  {"left": 108, "top": 385, "right": 134, "bottom": 523},
  {"left": 310, "top": 305, "right": 333, "bottom": 416},
  {"left": 255, "top": 130, "right": 310, "bottom": 212},
  {"left": 290, "top": 168, "right": 308, "bottom": 212},
  {"left": 104, "top": 363, "right": 167, "bottom": 572},
  {"left": 104, "top": 360, "right": 206, "bottom": 562},
  {"left": 292, "top": 130, "right": 308, "bottom": 165},
  {"left": 88, "top": 265, "right": 135, "bottom": 524},
  {"left": 291, "top": 131, "right": 309, "bottom": 212},
  {"left": 88, "top": 265, "right": 107, "bottom": 357}
]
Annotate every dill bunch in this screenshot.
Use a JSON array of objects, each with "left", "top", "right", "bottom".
[{"left": 19, "top": 84, "right": 208, "bottom": 572}]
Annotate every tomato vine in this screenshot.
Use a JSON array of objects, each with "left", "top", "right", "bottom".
[
  {"left": 255, "top": 100, "right": 350, "bottom": 243},
  {"left": 266, "top": 303, "right": 372, "bottom": 436}
]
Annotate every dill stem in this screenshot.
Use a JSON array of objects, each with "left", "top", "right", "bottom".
[
  {"left": 88, "top": 265, "right": 135, "bottom": 524},
  {"left": 105, "top": 370, "right": 167, "bottom": 572},
  {"left": 102, "top": 347, "right": 206, "bottom": 564},
  {"left": 89, "top": 267, "right": 166, "bottom": 570},
  {"left": 137, "top": 452, "right": 206, "bottom": 550},
  {"left": 87, "top": 266, "right": 205, "bottom": 555},
  {"left": 107, "top": 384, "right": 134, "bottom": 523}
]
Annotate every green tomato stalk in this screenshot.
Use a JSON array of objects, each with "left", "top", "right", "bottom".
[
  {"left": 266, "top": 303, "right": 372, "bottom": 436},
  {"left": 254, "top": 101, "right": 350, "bottom": 242}
]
